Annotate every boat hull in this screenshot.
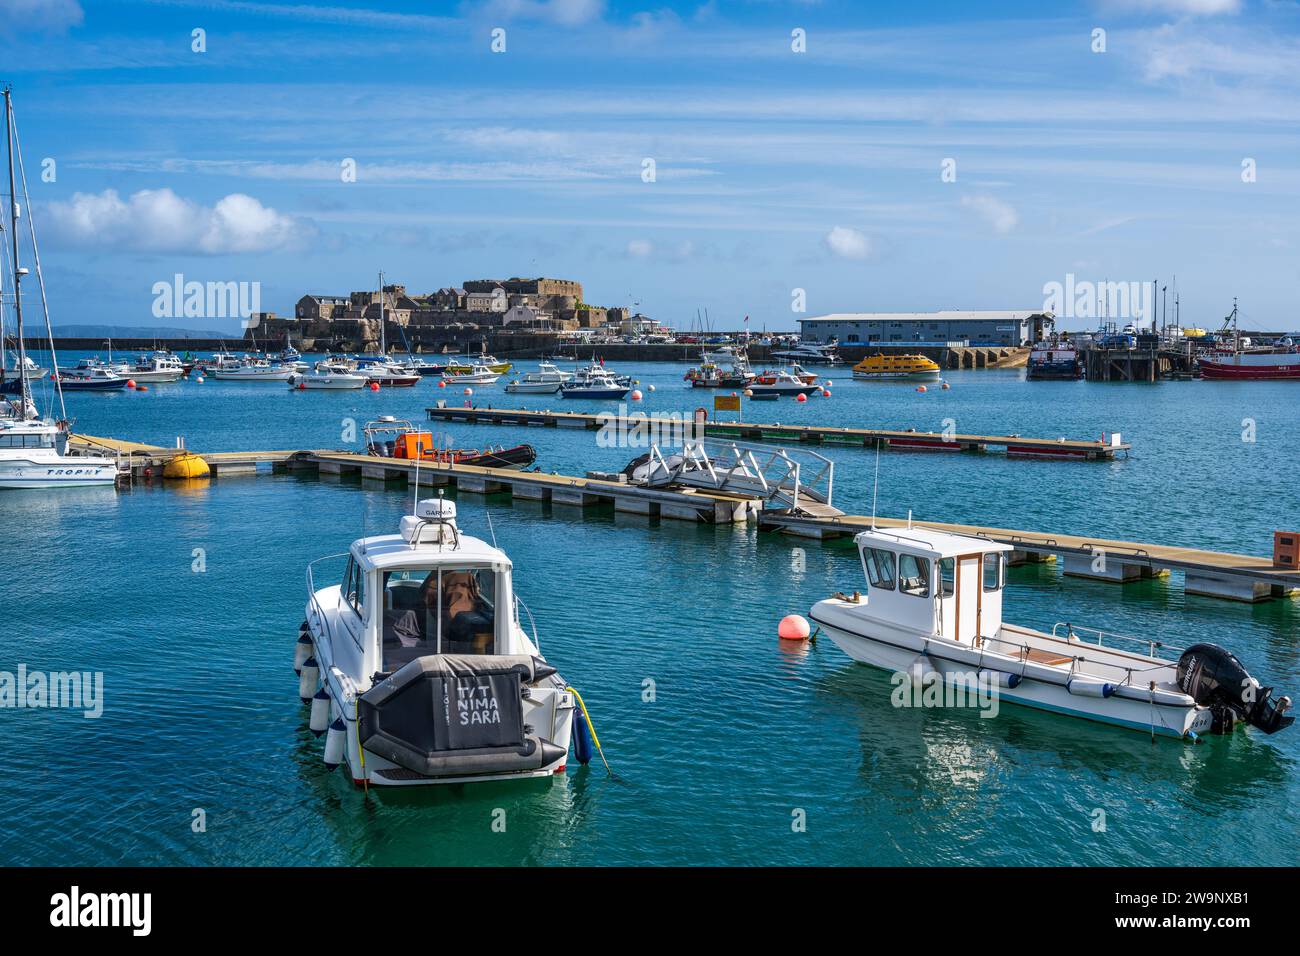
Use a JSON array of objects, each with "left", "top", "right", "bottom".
[
  {"left": 54, "top": 376, "right": 128, "bottom": 391},
  {"left": 0, "top": 456, "right": 117, "bottom": 488},
  {"left": 812, "top": 610, "right": 1210, "bottom": 739},
  {"left": 561, "top": 387, "right": 629, "bottom": 399},
  {"left": 852, "top": 369, "right": 942, "bottom": 381},
  {"left": 1199, "top": 357, "right": 1300, "bottom": 380}
]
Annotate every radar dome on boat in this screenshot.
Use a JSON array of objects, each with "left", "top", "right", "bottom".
[{"left": 416, "top": 497, "right": 456, "bottom": 521}]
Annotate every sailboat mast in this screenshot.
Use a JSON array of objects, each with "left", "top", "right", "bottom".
[
  {"left": 4, "top": 86, "right": 31, "bottom": 414},
  {"left": 378, "top": 270, "right": 385, "bottom": 355}
]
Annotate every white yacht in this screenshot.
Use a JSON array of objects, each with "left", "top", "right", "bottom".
[
  {"left": 809, "top": 524, "right": 1294, "bottom": 740},
  {"left": 299, "top": 496, "right": 577, "bottom": 786},
  {"left": 211, "top": 357, "right": 295, "bottom": 381},
  {"left": 0, "top": 88, "right": 119, "bottom": 490},
  {"left": 443, "top": 363, "right": 500, "bottom": 385},
  {"left": 0, "top": 418, "right": 118, "bottom": 489},
  {"left": 129, "top": 351, "right": 186, "bottom": 383},
  {"left": 771, "top": 342, "right": 842, "bottom": 365},
  {"left": 505, "top": 362, "right": 572, "bottom": 394},
  {"left": 288, "top": 363, "right": 368, "bottom": 390}
]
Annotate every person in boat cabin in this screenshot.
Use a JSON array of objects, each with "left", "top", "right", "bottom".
[{"left": 381, "top": 569, "right": 495, "bottom": 663}]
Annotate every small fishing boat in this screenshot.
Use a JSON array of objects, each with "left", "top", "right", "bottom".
[
  {"left": 299, "top": 494, "right": 577, "bottom": 785},
  {"left": 1199, "top": 303, "right": 1300, "bottom": 380},
  {"left": 1026, "top": 341, "right": 1082, "bottom": 380},
  {"left": 54, "top": 366, "right": 129, "bottom": 390},
  {"left": 211, "top": 357, "right": 295, "bottom": 381},
  {"left": 364, "top": 418, "right": 537, "bottom": 469},
  {"left": 443, "top": 363, "right": 500, "bottom": 386},
  {"left": 748, "top": 369, "right": 819, "bottom": 397},
  {"left": 561, "top": 369, "right": 629, "bottom": 399},
  {"left": 505, "top": 362, "right": 572, "bottom": 394},
  {"left": 0, "top": 419, "right": 118, "bottom": 488},
  {"left": 807, "top": 523, "right": 1294, "bottom": 740},
  {"left": 357, "top": 358, "right": 420, "bottom": 387},
  {"left": 288, "top": 363, "right": 369, "bottom": 390},
  {"left": 851, "top": 354, "right": 942, "bottom": 382},
  {"left": 129, "top": 351, "right": 186, "bottom": 383},
  {"left": 447, "top": 354, "right": 511, "bottom": 375}
]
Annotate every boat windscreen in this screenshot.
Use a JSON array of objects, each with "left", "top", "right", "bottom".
[{"left": 381, "top": 567, "right": 497, "bottom": 670}]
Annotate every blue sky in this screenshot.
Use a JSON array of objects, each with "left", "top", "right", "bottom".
[{"left": 2, "top": 0, "right": 1298, "bottom": 332}]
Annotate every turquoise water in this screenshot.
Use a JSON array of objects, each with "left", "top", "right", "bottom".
[{"left": 3, "top": 356, "right": 1298, "bottom": 865}]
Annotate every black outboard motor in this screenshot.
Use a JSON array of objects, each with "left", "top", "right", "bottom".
[{"left": 1177, "top": 643, "right": 1294, "bottom": 735}]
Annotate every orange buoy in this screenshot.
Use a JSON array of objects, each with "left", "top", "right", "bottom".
[
  {"left": 778, "top": 614, "right": 811, "bottom": 642},
  {"left": 941, "top": 382, "right": 950, "bottom": 390},
  {"left": 438, "top": 380, "right": 446, "bottom": 388},
  {"left": 136, "top": 385, "right": 148, "bottom": 391},
  {"left": 369, "top": 382, "right": 379, "bottom": 391},
  {"left": 821, "top": 389, "right": 831, "bottom": 397},
  {"left": 126, "top": 379, "right": 136, "bottom": 388},
  {"left": 916, "top": 385, "right": 927, "bottom": 393}
]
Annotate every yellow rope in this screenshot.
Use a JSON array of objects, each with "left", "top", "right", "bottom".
[{"left": 566, "top": 686, "right": 613, "bottom": 777}]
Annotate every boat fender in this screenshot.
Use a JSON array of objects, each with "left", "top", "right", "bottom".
[
  {"left": 298, "top": 656, "right": 320, "bottom": 702},
  {"left": 323, "top": 718, "right": 346, "bottom": 770},
  {"left": 309, "top": 687, "right": 331, "bottom": 736},
  {"left": 573, "top": 706, "right": 594, "bottom": 766},
  {"left": 1067, "top": 677, "right": 1116, "bottom": 698},
  {"left": 294, "top": 633, "right": 313, "bottom": 675},
  {"left": 978, "top": 668, "right": 1022, "bottom": 689}
]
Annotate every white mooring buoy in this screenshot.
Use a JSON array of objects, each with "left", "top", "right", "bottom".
[
  {"left": 298, "top": 656, "right": 319, "bottom": 702},
  {"left": 309, "top": 687, "right": 331, "bottom": 736},
  {"left": 294, "top": 632, "right": 312, "bottom": 675},
  {"left": 323, "top": 718, "right": 346, "bottom": 770}
]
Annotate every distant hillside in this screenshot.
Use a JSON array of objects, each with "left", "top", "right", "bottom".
[{"left": 51, "top": 324, "right": 244, "bottom": 340}]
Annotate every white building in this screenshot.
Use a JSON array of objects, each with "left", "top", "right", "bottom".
[{"left": 799, "top": 311, "right": 1051, "bottom": 347}]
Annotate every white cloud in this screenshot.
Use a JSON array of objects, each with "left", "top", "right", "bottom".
[
  {"left": 476, "top": 0, "right": 606, "bottom": 26},
  {"left": 823, "top": 226, "right": 874, "bottom": 260},
  {"left": 626, "top": 239, "right": 654, "bottom": 258},
  {"left": 1102, "top": 0, "right": 1240, "bottom": 16},
  {"left": 960, "top": 195, "right": 1019, "bottom": 234},
  {"left": 0, "top": 0, "right": 83, "bottom": 32},
  {"left": 45, "top": 188, "right": 313, "bottom": 254}
]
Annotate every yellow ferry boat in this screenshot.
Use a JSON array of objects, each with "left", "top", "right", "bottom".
[{"left": 851, "top": 353, "right": 942, "bottom": 381}]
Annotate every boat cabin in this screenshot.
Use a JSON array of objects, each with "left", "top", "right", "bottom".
[
  {"left": 320, "top": 497, "right": 522, "bottom": 684},
  {"left": 851, "top": 526, "right": 1013, "bottom": 642}
]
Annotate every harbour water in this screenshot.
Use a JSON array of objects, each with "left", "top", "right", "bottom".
[{"left": 3, "top": 357, "right": 1298, "bottom": 865}]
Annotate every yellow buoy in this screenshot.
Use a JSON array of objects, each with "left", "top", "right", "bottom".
[{"left": 163, "top": 451, "right": 210, "bottom": 480}]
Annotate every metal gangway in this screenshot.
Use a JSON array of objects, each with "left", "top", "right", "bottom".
[{"left": 630, "top": 437, "right": 837, "bottom": 514}]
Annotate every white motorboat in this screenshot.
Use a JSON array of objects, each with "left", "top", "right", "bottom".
[
  {"left": 357, "top": 358, "right": 420, "bottom": 387},
  {"left": 211, "top": 358, "right": 295, "bottom": 381},
  {"left": 3, "top": 351, "right": 47, "bottom": 380},
  {"left": 808, "top": 524, "right": 1294, "bottom": 740},
  {"left": 288, "top": 363, "right": 368, "bottom": 390},
  {"left": 0, "top": 418, "right": 118, "bottom": 489},
  {"left": 748, "top": 369, "right": 820, "bottom": 396},
  {"left": 771, "top": 342, "right": 842, "bottom": 365},
  {"left": 299, "top": 495, "right": 578, "bottom": 786},
  {"left": 505, "top": 362, "right": 572, "bottom": 393},
  {"left": 443, "top": 363, "right": 500, "bottom": 385},
  {"left": 129, "top": 351, "right": 186, "bottom": 383},
  {"left": 560, "top": 368, "right": 628, "bottom": 399}
]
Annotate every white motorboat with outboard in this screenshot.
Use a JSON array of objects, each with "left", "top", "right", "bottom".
[
  {"left": 299, "top": 495, "right": 582, "bottom": 786},
  {"left": 808, "top": 523, "right": 1293, "bottom": 740}
]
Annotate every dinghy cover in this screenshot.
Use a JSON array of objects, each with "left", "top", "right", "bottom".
[{"left": 359, "top": 655, "right": 565, "bottom": 777}]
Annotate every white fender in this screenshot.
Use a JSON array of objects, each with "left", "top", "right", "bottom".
[
  {"left": 298, "top": 656, "right": 319, "bottom": 702},
  {"left": 294, "top": 633, "right": 313, "bottom": 675},
  {"left": 323, "top": 717, "right": 346, "bottom": 770},
  {"left": 309, "top": 687, "right": 331, "bottom": 736}
]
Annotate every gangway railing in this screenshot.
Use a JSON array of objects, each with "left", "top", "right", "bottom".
[{"left": 634, "top": 437, "right": 833, "bottom": 511}]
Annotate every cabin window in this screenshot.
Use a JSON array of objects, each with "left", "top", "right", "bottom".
[
  {"left": 983, "top": 553, "right": 1004, "bottom": 591},
  {"left": 938, "top": 557, "right": 955, "bottom": 597},
  {"left": 379, "top": 567, "right": 498, "bottom": 671},
  {"left": 345, "top": 559, "right": 365, "bottom": 616},
  {"left": 862, "top": 548, "right": 896, "bottom": 591},
  {"left": 898, "top": 553, "right": 931, "bottom": 597}
]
